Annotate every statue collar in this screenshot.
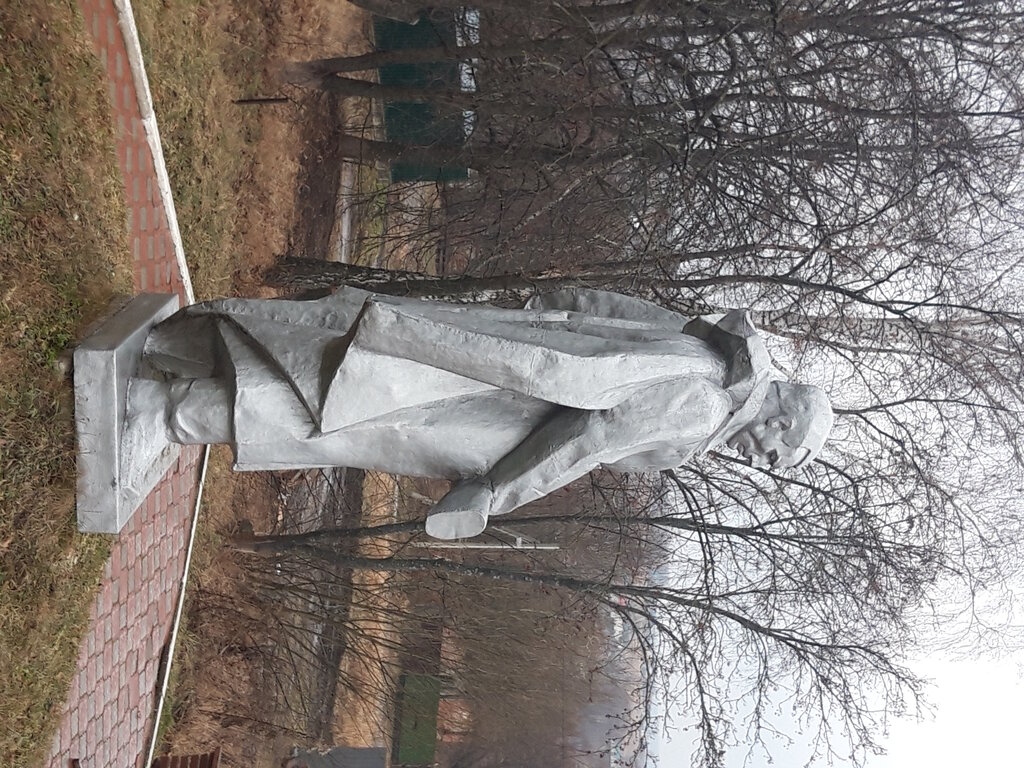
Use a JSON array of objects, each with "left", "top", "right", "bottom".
[{"left": 684, "top": 310, "right": 774, "bottom": 448}]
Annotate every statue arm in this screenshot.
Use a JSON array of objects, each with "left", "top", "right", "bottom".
[
  {"left": 424, "top": 378, "right": 731, "bottom": 539},
  {"left": 424, "top": 406, "right": 632, "bottom": 539},
  {"left": 486, "top": 407, "right": 623, "bottom": 513}
]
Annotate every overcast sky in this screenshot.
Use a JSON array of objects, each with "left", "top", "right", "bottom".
[
  {"left": 659, "top": 649, "right": 1024, "bottom": 768},
  {"left": 864, "top": 653, "right": 1024, "bottom": 768}
]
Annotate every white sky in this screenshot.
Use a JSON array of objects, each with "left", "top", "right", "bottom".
[
  {"left": 658, "top": 650, "right": 1024, "bottom": 768},
  {"left": 866, "top": 654, "right": 1024, "bottom": 768}
]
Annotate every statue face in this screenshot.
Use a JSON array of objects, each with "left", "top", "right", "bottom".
[{"left": 727, "top": 381, "right": 833, "bottom": 470}]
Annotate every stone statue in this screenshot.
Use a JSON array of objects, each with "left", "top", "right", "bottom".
[{"left": 74, "top": 288, "right": 832, "bottom": 537}]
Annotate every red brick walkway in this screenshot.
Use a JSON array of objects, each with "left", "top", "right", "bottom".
[{"left": 46, "top": 2, "right": 203, "bottom": 767}]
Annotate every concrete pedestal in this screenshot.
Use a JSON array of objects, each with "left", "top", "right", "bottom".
[{"left": 74, "top": 293, "right": 180, "bottom": 533}]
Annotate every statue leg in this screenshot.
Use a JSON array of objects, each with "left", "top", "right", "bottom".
[
  {"left": 125, "top": 376, "right": 232, "bottom": 447},
  {"left": 165, "top": 377, "right": 233, "bottom": 444},
  {"left": 107, "top": 376, "right": 232, "bottom": 526}
]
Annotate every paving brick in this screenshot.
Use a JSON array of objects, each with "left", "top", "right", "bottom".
[
  {"left": 130, "top": 708, "right": 141, "bottom": 738},
  {"left": 127, "top": 675, "right": 140, "bottom": 707}
]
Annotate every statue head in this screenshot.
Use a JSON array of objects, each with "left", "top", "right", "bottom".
[{"left": 727, "top": 381, "right": 833, "bottom": 470}]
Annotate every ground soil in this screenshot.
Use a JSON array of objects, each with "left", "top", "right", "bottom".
[{"left": 232, "top": 0, "right": 373, "bottom": 297}]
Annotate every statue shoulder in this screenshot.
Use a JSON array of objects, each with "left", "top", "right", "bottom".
[{"left": 685, "top": 310, "right": 774, "bottom": 400}]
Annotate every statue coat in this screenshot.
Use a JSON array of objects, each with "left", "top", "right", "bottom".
[{"left": 144, "top": 288, "right": 774, "bottom": 511}]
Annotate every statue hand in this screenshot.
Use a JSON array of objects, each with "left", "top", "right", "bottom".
[{"left": 425, "top": 480, "right": 493, "bottom": 540}]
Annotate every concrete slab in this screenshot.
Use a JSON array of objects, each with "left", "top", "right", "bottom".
[{"left": 74, "top": 293, "right": 180, "bottom": 533}]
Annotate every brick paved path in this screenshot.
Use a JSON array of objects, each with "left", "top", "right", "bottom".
[{"left": 46, "top": 2, "right": 204, "bottom": 767}]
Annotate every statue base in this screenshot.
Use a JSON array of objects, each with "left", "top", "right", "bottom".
[{"left": 74, "top": 293, "right": 180, "bottom": 533}]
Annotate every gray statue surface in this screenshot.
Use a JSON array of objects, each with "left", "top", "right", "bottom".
[{"left": 85, "top": 288, "right": 832, "bottom": 538}]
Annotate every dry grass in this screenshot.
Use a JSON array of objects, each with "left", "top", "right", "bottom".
[
  {"left": 0, "top": 1, "right": 132, "bottom": 764},
  {"left": 156, "top": 456, "right": 307, "bottom": 767},
  {"left": 331, "top": 472, "right": 403, "bottom": 749},
  {"left": 132, "top": 0, "right": 269, "bottom": 299},
  {"left": 0, "top": 0, "right": 372, "bottom": 762}
]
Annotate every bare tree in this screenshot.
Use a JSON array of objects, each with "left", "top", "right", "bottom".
[
  {"left": 283, "top": 0, "right": 1024, "bottom": 277},
  {"left": 230, "top": 460, "right": 936, "bottom": 767},
  {"left": 215, "top": 1, "right": 1024, "bottom": 765}
]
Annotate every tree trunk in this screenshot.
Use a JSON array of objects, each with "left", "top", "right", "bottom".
[{"left": 265, "top": 258, "right": 632, "bottom": 305}]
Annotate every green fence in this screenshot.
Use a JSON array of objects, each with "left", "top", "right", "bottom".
[
  {"left": 373, "top": 12, "right": 470, "bottom": 183},
  {"left": 393, "top": 673, "right": 441, "bottom": 765}
]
